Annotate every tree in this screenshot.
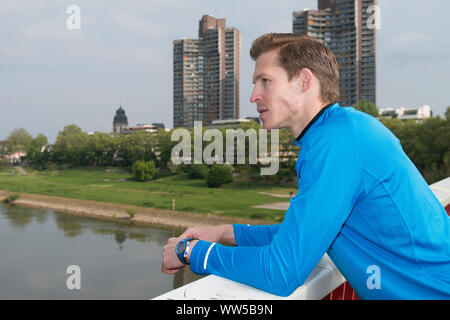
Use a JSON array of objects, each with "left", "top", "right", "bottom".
[
  {"left": 85, "top": 132, "right": 116, "bottom": 166},
  {"left": 445, "top": 106, "right": 450, "bottom": 121},
  {"left": 132, "top": 160, "right": 157, "bottom": 181},
  {"left": 118, "top": 131, "right": 157, "bottom": 167},
  {"left": 237, "top": 120, "right": 261, "bottom": 131},
  {"left": 206, "top": 164, "right": 233, "bottom": 188},
  {"left": 53, "top": 124, "right": 88, "bottom": 165},
  {"left": 26, "top": 133, "right": 48, "bottom": 164},
  {"left": 353, "top": 100, "right": 379, "bottom": 117},
  {"left": 153, "top": 129, "right": 174, "bottom": 169},
  {"left": 380, "top": 116, "right": 450, "bottom": 184},
  {"left": 6, "top": 128, "right": 33, "bottom": 154}
]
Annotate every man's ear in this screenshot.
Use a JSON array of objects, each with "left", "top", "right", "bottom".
[{"left": 298, "top": 68, "right": 314, "bottom": 93}]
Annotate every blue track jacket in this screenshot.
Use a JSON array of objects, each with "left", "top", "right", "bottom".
[{"left": 189, "top": 103, "right": 450, "bottom": 299}]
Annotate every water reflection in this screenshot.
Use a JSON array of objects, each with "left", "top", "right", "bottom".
[
  {"left": 1, "top": 203, "right": 180, "bottom": 249},
  {"left": 115, "top": 230, "right": 126, "bottom": 250},
  {"left": 54, "top": 213, "right": 83, "bottom": 238},
  {"left": 0, "top": 203, "right": 201, "bottom": 299},
  {"left": 1, "top": 205, "right": 50, "bottom": 230}
]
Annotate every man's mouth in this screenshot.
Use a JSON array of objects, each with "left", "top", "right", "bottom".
[
  {"left": 257, "top": 108, "right": 268, "bottom": 115},
  {"left": 258, "top": 108, "right": 268, "bottom": 120}
]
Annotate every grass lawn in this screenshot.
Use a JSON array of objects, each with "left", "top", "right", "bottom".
[{"left": 0, "top": 166, "right": 297, "bottom": 222}]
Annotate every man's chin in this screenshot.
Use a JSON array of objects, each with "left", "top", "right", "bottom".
[{"left": 261, "top": 120, "right": 277, "bottom": 130}]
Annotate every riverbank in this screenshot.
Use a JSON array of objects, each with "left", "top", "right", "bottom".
[
  {"left": 0, "top": 167, "right": 292, "bottom": 222},
  {"left": 0, "top": 190, "right": 268, "bottom": 230}
]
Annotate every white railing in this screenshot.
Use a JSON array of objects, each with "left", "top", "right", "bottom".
[
  {"left": 153, "top": 177, "right": 450, "bottom": 300},
  {"left": 430, "top": 177, "right": 450, "bottom": 208}
]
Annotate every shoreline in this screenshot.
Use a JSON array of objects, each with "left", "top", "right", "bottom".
[{"left": 0, "top": 190, "right": 268, "bottom": 230}]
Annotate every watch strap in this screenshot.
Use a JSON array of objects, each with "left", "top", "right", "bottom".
[{"left": 175, "top": 237, "right": 199, "bottom": 265}]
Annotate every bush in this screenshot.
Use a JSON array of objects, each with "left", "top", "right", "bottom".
[
  {"left": 187, "top": 164, "right": 207, "bottom": 179},
  {"left": 132, "top": 160, "right": 157, "bottom": 182},
  {"left": 3, "top": 194, "right": 20, "bottom": 205},
  {"left": 125, "top": 207, "right": 137, "bottom": 218},
  {"left": 206, "top": 165, "right": 233, "bottom": 188}
]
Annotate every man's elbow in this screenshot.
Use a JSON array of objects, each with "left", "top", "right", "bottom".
[
  {"left": 264, "top": 272, "right": 304, "bottom": 297},
  {"left": 268, "top": 280, "right": 303, "bottom": 297}
]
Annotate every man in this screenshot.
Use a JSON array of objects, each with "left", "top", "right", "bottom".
[{"left": 161, "top": 33, "right": 450, "bottom": 299}]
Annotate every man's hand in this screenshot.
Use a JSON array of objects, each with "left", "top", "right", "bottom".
[
  {"left": 161, "top": 224, "right": 235, "bottom": 274},
  {"left": 178, "top": 224, "right": 236, "bottom": 245},
  {"left": 161, "top": 237, "right": 185, "bottom": 274}
]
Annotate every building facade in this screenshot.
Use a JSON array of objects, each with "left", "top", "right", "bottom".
[
  {"left": 113, "top": 106, "right": 128, "bottom": 135},
  {"left": 113, "top": 106, "right": 167, "bottom": 135},
  {"left": 293, "top": 0, "right": 377, "bottom": 106},
  {"left": 122, "top": 124, "right": 158, "bottom": 135},
  {"left": 173, "top": 15, "right": 241, "bottom": 128},
  {"left": 379, "top": 105, "right": 432, "bottom": 122}
]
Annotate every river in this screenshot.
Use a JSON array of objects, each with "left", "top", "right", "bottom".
[{"left": 0, "top": 203, "right": 203, "bottom": 299}]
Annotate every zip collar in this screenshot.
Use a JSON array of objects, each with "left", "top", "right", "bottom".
[{"left": 294, "top": 103, "right": 337, "bottom": 145}]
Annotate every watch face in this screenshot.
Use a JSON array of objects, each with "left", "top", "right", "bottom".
[{"left": 176, "top": 241, "right": 186, "bottom": 255}]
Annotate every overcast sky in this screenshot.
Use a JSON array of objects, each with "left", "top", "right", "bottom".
[{"left": 1, "top": 0, "right": 449, "bottom": 143}]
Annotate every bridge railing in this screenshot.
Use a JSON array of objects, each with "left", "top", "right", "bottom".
[{"left": 153, "top": 177, "right": 450, "bottom": 300}]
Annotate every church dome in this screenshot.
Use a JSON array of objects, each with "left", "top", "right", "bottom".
[{"left": 113, "top": 106, "right": 128, "bottom": 124}]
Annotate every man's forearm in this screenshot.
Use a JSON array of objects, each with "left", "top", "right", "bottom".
[
  {"left": 219, "top": 224, "right": 236, "bottom": 245},
  {"left": 177, "top": 224, "right": 236, "bottom": 251},
  {"left": 186, "top": 224, "right": 235, "bottom": 264}
]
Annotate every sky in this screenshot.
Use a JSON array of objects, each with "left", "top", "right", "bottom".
[{"left": 1, "top": 0, "right": 450, "bottom": 143}]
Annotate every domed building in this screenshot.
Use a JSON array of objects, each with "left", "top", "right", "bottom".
[{"left": 113, "top": 106, "right": 128, "bottom": 135}]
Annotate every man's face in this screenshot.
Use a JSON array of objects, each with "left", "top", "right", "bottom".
[{"left": 250, "top": 50, "right": 302, "bottom": 130}]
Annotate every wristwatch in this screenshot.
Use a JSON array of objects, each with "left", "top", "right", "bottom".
[{"left": 175, "top": 237, "right": 199, "bottom": 265}]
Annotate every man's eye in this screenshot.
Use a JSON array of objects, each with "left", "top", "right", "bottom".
[{"left": 262, "top": 79, "right": 268, "bottom": 83}]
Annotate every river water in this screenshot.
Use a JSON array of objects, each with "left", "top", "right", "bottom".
[{"left": 0, "top": 203, "right": 202, "bottom": 299}]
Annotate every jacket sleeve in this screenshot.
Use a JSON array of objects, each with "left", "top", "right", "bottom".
[
  {"left": 190, "top": 127, "right": 364, "bottom": 296},
  {"left": 233, "top": 223, "right": 281, "bottom": 247}
]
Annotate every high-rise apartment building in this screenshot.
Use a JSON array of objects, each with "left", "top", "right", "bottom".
[
  {"left": 173, "top": 15, "right": 241, "bottom": 128},
  {"left": 293, "top": 0, "right": 376, "bottom": 106}
]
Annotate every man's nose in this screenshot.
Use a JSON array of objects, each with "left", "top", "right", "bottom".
[{"left": 250, "top": 87, "right": 260, "bottom": 103}]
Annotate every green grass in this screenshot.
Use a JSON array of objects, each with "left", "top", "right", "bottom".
[{"left": 0, "top": 166, "right": 297, "bottom": 222}]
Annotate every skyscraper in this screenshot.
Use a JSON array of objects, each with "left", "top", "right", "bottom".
[
  {"left": 173, "top": 15, "right": 241, "bottom": 128},
  {"left": 293, "top": 0, "right": 377, "bottom": 106}
]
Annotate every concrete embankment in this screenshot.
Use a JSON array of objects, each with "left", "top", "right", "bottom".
[{"left": 0, "top": 190, "right": 265, "bottom": 230}]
